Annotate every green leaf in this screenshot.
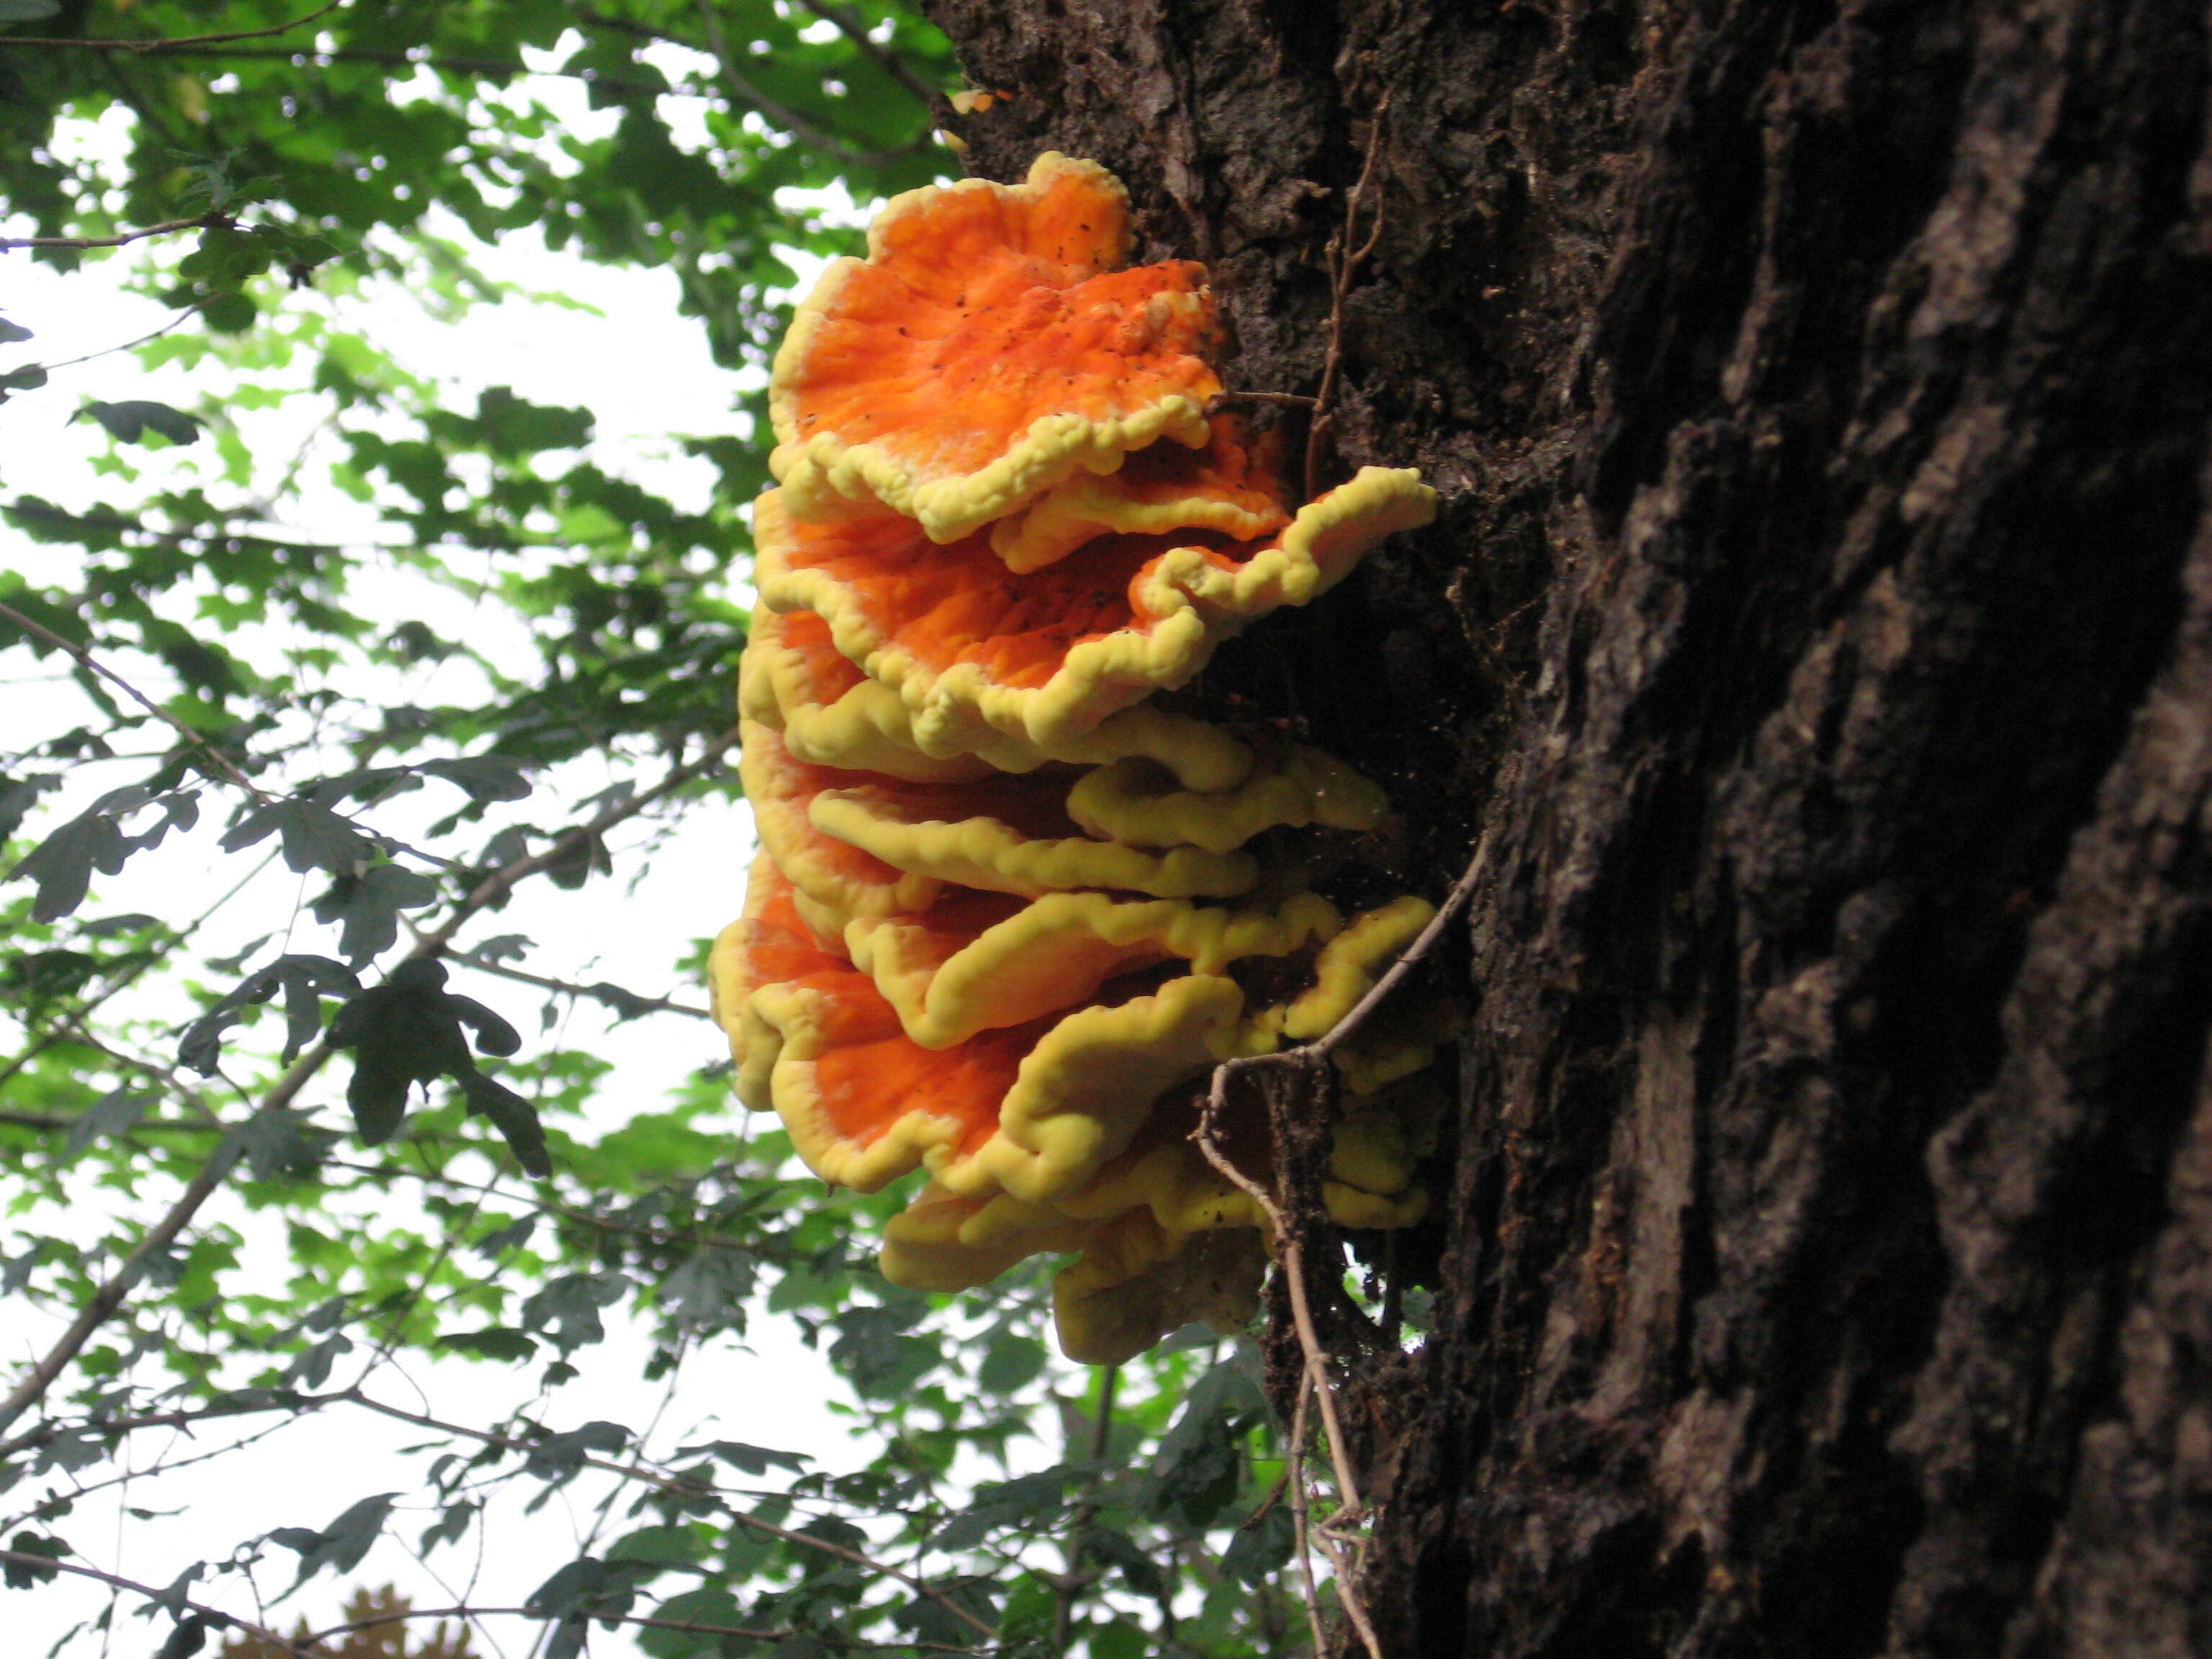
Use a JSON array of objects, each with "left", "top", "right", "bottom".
[
  {"left": 0, "top": 1, "right": 61, "bottom": 22},
  {"left": 10, "top": 788, "right": 198, "bottom": 922},
  {"left": 436, "top": 1327, "right": 539, "bottom": 1363},
  {"left": 1221, "top": 1500, "right": 1295, "bottom": 1586},
  {"left": 475, "top": 385, "right": 593, "bottom": 455},
  {"left": 1142, "top": 1362, "right": 1267, "bottom": 1529},
  {"left": 637, "top": 1586, "right": 745, "bottom": 1659},
  {"left": 0, "top": 318, "right": 27, "bottom": 344},
  {"left": 199, "top": 291, "right": 257, "bottom": 334},
  {"left": 76, "top": 400, "right": 202, "bottom": 446},
  {"left": 979, "top": 1331, "right": 1047, "bottom": 1393},
  {"left": 675, "top": 1441, "right": 810, "bottom": 1478},
  {"left": 324, "top": 958, "right": 529, "bottom": 1153},
  {"left": 178, "top": 953, "right": 360, "bottom": 1073},
  {"left": 269, "top": 1493, "right": 396, "bottom": 1583},
  {"left": 310, "top": 861, "right": 441, "bottom": 964},
  {"left": 61, "top": 1088, "right": 153, "bottom": 1158},
  {"left": 419, "top": 755, "right": 534, "bottom": 803},
  {"left": 1, "top": 1531, "right": 64, "bottom": 1589},
  {"left": 607, "top": 1525, "right": 703, "bottom": 1568},
  {"left": 220, "top": 796, "right": 378, "bottom": 875}
]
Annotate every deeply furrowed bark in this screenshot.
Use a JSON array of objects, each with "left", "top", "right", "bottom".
[{"left": 920, "top": 1, "right": 2212, "bottom": 1654}]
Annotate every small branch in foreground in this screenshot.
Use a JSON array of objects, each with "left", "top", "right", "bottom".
[
  {"left": 0, "top": 598, "right": 271, "bottom": 802},
  {"left": 1192, "top": 824, "right": 1490, "bottom": 1659},
  {"left": 0, "top": 0, "right": 341, "bottom": 53},
  {"left": 445, "top": 949, "right": 711, "bottom": 1020},
  {"left": 1208, "top": 391, "right": 1320, "bottom": 412},
  {"left": 790, "top": 0, "right": 939, "bottom": 106},
  {"left": 1303, "top": 96, "right": 1393, "bottom": 503},
  {"left": 0, "top": 1549, "right": 315, "bottom": 1658},
  {"left": 0, "top": 211, "right": 229, "bottom": 253}
]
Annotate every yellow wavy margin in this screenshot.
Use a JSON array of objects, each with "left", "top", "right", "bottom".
[
  {"left": 739, "top": 718, "right": 943, "bottom": 922},
  {"left": 741, "top": 603, "right": 1257, "bottom": 791},
  {"left": 985, "top": 466, "right": 1287, "bottom": 575},
  {"left": 842, "top": 889, "right": 1341, "bottom": 1050},
  {"left": 758, "top": 467, "right": 1439, "bottom": 757},
  {"left": 1066, "top": 745, "right": 1388, "bottom": 854},
  {"left": 713, "top": 932, "right": 1248, "bottom": 1200},
  {"left": 808, "top": 783, "right": 1259, "bottom": 903}
]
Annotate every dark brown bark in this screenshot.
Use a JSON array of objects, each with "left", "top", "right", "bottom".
[{"left": 920, "top": 1, "right": 2212, "bottom": 1654}]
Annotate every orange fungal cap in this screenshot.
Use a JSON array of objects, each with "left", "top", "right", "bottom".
[
  {"left": 770, "top": 153, "right": 1220, "bottom": 541},
  {"left": 837, "top": 887, "right": 1340, "bottom": 1050},
  {"left": 984, "top": 419, "right": 1289, "bottom": 575},
  {"left": 739, "top": 719, "right": 943, "bottom": 923},
  {"left": 742, "top": 604, "right": 1257, "bottom": 791},
  {"left": 710, "top": 860, "right": 1255, "bottom": 1203},
  {"left": 806, "top": 775, "right": 1260, "bottom": 902},
  {"left": 755, "top": 467, "right": 1439, "bottom": 757}
]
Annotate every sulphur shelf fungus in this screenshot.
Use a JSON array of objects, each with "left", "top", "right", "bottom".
[{"left": 711, "top": 153, "right": 1449, "bottom": 1364}]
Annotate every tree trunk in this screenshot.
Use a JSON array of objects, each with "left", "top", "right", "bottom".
[{"left": 920, "top": 1, "right": 2212, "bottom": 1653}]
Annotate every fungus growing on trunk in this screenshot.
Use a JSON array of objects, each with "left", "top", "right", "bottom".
[{"left": 714, "top": 153, "right": 1447, "bottom": 1362}]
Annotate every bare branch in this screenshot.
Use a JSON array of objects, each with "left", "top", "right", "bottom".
[
  {"left": 1304, "top": 96, "right": 1393, "bottom": 503},
  {"left": 0, "top": 211, "right": 228, "bottom": 253},
  {"left": 0, "top": 598, "right": 273, "bottom": 803},
  {"left": 0, "top": 1548, "right": 318, "bottom": 1658},
  {"left": 1192, "top": 823, "right": 1491, "bottom": 1656},
  {"left": 0, "top": 0, "right": 343, "bottom": 54},
  {"left": 446, "top": 949, "right": 711, "bottom": 1020},
  {"left": 789, "top": 0, "right": 938, "bottom": 106}
]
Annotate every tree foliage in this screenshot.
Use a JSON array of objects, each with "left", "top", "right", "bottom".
[{"left": 0, "top": 3, "right": 1336, "bottom": 1654}]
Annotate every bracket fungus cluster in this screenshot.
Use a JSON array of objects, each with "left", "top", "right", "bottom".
[{"left": 711, "top": 154, "right": 1448, "bottom": 1364}]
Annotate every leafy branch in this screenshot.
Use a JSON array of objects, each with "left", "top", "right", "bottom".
[{"left": 0, "top": 728, "right": 739, "bottom": 1443}]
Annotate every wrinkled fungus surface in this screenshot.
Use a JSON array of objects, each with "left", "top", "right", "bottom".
[{"left": 716, "top": 153, "right": 1445, "bottom": 1363}]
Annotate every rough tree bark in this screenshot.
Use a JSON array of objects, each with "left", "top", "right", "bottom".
[{"left": 920, "top": 1, "right": 2212, "bottom": 1654}]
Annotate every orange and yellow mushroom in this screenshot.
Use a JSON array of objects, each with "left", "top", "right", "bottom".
[{"left": 713, "top": 152, "right": 1447, "bottom": 1364}]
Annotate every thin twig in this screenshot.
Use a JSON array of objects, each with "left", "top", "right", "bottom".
[
  {"left": 0, "top": 845, "right": 277, "bottom": 1097},
  {"left": 0, "top": 598, "right": 271, "bottom": 801},
  {"left": 446, "top": 950, "right": 711, "bottom": 1020},
  {"left": 0, "top": 1548, "right": 318, "bottom": 1658},
  {"left": 789, "top": 0, "right": 937, "bottom": 105},
  {"left": 1315, "top": 1522, "right": 1386, "bottom": 1659},
  {"left": 0, "top": 212, "right": 230, "bottom": 253},
  {"left": 1303, "top": 98, "right": 1392, "bottom": 503},
  {"left": 27, "top": 299, "right": 210, "bottom": 372},
  {"left": 1285, "top": 1375, "right": 1328, "bottom": 1658},
  {"left": 0, "top": 0, "right": 343, "bottom": 53},
  {"left": 1191, "top": 825, "right": 1491, "bottom": 1647},
  {"left": 1208, "top": 391, "right": 1320, "bottom": 412}
]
